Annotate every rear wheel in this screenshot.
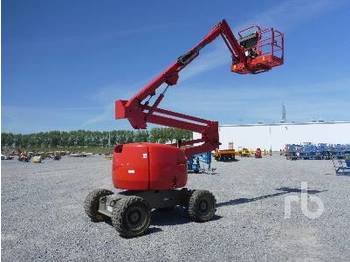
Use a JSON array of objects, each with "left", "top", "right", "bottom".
[
  {"left": 112, "top": 196, "right": 151, "bottom": 238},
  {"left": 84, "top": 189, "right": 113, "bottom": 222},
  {"left": 187, "top": 190, "right": 216, "bottom": 222}
]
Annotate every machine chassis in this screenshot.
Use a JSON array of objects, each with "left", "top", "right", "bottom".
[
  {"left": 85, "top": 188, "right": 216, "bottom": 238},
  {"left": 98, "top": 188, "right": 191, "bottom": 217}
]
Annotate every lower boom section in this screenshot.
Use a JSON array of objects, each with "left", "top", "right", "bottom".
[{"left": 84, "top": 188, "right": 216, "bottom": 238}]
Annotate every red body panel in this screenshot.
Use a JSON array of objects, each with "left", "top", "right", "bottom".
[
  {"left": 112, "top": 143, "right": 149, "bottom": 189},
  {"left": 113, "top": 143, "right": 187, "bottom": 190},
  {"left": 232, "top": 55, "right": 283, "bottom": 74}
]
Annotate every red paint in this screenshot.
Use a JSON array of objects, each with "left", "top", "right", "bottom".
[
  {"left": 113, "top": 19, "right": 284, "bottom": 190},
  {"left": 255, "top": 148, "right": 262, "bottom": 158},
  {"left": 113, "top": 143, "right": 187, "bottom": 190}
]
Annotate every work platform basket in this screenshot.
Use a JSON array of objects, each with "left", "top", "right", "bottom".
[{"left": 232, "top": 26, "right": 284, "bottom": 74}]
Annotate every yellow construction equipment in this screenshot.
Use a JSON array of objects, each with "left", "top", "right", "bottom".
[
  {"left": 238, "top": 148, "right": 251, "bottom": 157},
  {"left": 214, "top": 149, "right": 236, "bottom": 161}
]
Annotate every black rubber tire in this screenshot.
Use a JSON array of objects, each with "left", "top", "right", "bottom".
[
  {"left": 187, "top": 190, "right": 216, "bottom": 222},
  {"left": 111, "top": 196, "right": 151, "bottom": 238},
  {"left": 84, "top": 188, "right": 113, "bottom": 222}
]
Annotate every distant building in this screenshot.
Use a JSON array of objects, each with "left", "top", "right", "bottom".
[{"left": 195, "top": 121, "right": 350, "bottom": 151}]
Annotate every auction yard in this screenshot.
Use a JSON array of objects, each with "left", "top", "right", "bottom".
[{"left": 1, "top": 156, "right": 349, "bottom": 261}]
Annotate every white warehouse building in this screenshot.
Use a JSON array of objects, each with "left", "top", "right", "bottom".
[{"left": 212, "top": 121, "right": 350, "bottom": 151}]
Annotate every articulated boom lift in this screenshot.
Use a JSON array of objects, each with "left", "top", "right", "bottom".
[{"left": 85, "top": 19, "right": 284, "bottom": 238}]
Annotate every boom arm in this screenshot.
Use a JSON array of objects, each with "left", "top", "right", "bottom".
[{"left": 115, "top": 19, "right": 284, "bottom": 158}]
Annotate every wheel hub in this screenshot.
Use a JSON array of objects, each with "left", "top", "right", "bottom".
[
  {"left": 129, "top": 210, "right": 141, "bottom": 224},
  {"left": 199, "top": 200, "right": 208, "bottom": 212},
  {"left": 125, "top": 205, "right": 148, "bottom": 231}
]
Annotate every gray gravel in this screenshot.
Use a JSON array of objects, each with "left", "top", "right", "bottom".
[{"left": 2, "top": 155, "right": 350, "bottom": 261}]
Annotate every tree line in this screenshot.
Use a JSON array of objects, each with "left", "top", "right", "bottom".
[{"left": 1, "top": 128, "right": 192, "bottom": 150}]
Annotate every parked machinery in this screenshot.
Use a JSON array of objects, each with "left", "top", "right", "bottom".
[
  {"left": 285, "top": 144, "right": 301, "bottom": 160},
  {"left": 18, "top": 151, "right": 30, "bottom": 162},
  {"left": 285, "top": 143, "right": 350, "bottom": 160},
  {"left": 239, "top": 148, "right": 251, "bottom": 157},
  {"left": 187, "top": 152, "right": 212, "bottom": 173},
  {"left": 1, "top": 154, "right": 14, "bottom": 160},
  {"left": 255, "top": 148, "right": 262, "bottom": 158},
  {"left": 84, "top": 19, "right": 284, "bottom": 237},
  {"left": 332, "top": 158, "right": 350, "bottom": 175},
  {"left": 214, "top": 149, "right": 236, "bottom": 161}
]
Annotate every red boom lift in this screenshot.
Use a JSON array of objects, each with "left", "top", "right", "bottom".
[{"left": 84, "top": 19, "right": 284, "bottom": 237}]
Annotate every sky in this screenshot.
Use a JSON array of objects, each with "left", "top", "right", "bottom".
[{"left": 2, "top": 0, "right": 350, "bottom": 133}]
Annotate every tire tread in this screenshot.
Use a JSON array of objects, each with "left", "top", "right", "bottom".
[
  {"left": 84, "top": 188, "right": 113, "bottom": 222},
  {"left": 111, "top": 196, "right": 150, "bottom": 238}
]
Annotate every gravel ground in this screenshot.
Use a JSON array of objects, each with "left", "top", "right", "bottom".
[{"left": 2, "top": 155, "right": 350, "bottom": 261}]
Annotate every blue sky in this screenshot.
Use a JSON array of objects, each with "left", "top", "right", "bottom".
[{"left": 2, "top": 0, "right": 350, "bottom": 133}]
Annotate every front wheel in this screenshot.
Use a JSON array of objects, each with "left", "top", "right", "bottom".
[
  {"left": 187, "top": 190, "right": 216, "bottom": 222},
  {"left": 111, "top": 196, "right": 151, "bottom": 238}
]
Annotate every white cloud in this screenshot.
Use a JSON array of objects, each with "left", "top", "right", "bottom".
[
  {"left": 82, "top": 103, "right": 114, "bottom": 126},
  {"left": 162, "top": 76, "right": 350, "bottom": 123},
  {"left": 81, "top": 79, "right": 148, "bottom": 127},
  {"left": 240, "top": 0, "right": 344, "bottom": 31},
  {"left": 180, "top": 42, "right": 230, "bottom": 82}
]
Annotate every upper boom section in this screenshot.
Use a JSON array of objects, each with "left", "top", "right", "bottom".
[{"left": 115, "top": 19, "right": 284, "bottom": 157}]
